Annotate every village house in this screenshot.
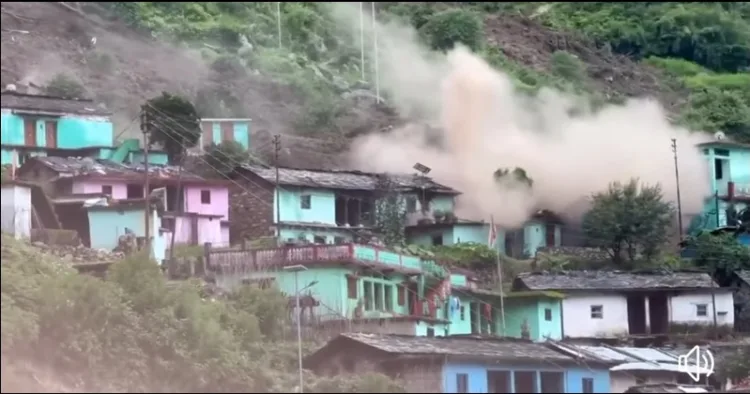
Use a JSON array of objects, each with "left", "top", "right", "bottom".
[
  {"left": 691, "top": 140, "right": 750, "bottom": 231},
  {"left": 188, "top": 117, "right": 252, "bottom": 155},
  {"left": 549, "top": 343, "right": 715, "bottom": 393},
  {"left": 406, "top": 209, "right": 566, "bottom": 258},
  {"left": 512, "top": 271, "right": 735, "bottom": 338},
  {"left": 303, "top": 333, "right": 611, "bottom": 393},
  {"left": 228, "top": 164, "right": 459, "bottom": 244},
  {"left": 732, "top": 270, "right": 750, "bottom": 333},
  {"left": 1, "top": 90, "right": 168, "bottom": 166},
  {"left": 15, "top": 156, "right": 231, "bottom": 259}
]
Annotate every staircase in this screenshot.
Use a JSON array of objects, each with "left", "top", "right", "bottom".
[{"left": 29, "top": 185, "right": 61, "bottom": 229}]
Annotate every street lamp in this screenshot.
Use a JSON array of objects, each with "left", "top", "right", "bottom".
[{"left": 282, "top": 264, "right": 317, "bottom": 393}]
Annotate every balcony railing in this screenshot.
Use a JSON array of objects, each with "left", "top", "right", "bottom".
[
  {"left": 718, "top": 179, "right": 750, "bottom": 200},
  {"left": 206, "top": 243, "right": 448, "bottom": 277}
]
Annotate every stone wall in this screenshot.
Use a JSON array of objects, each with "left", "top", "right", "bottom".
[{"left": 228, "top": 173, "right": 275, "bottom": 243}]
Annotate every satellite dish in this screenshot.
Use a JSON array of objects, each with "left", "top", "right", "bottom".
[{"left": 714, "top": 131, "right": 726, "bottom": 141}]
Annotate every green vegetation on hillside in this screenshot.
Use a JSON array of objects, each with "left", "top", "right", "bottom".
[
  {"left": 0, "top": 235, "right": 404, "bottom": 392},
  {"left": 99, "top": 2, "right": 749, "bottom": 141}
]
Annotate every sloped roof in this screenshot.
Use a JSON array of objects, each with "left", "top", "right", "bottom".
[
  {"left": 1, "top": 91, "right": 111, "bottom": 116},
  {"left": 21, "top": 156, "right": 219, "bottom": 185},
  {"left": 237, "top": 164, "right": 459, "bottom": 194},
  {"left": 308, "top": 333, "right": 576, "bottom": 364},
  {"left": 736, "top": 270, "right": 750, "bottom": 285},
  {"left": 514, "top": 270, "right": 718, "bottom": 291}
]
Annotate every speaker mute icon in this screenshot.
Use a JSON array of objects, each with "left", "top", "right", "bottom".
[{"left": 677, "top": 345, "right": 715, "bottom": 383}]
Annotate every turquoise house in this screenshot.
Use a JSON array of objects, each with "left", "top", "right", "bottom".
[
  {"left": 192, "top": 118, "right": 251, "bottom": 154},
  {"left": 406, "top": 210, "right": 564, "bottom": 258},
  {"left": 1, "top": 91, "right": 167, "bottom": 166},
  {"left": 86, "top": 201, "right": 167, "bottom": 263},
  {"left": 232, "top": 165, "right": 459, "bottom": 244},
  {"left": 447, "top": 271, "right": 564, "bottom": 340},
  {"left": 1, "top": 91, "right": 113, "bottom": 165},
  {"left": 209, "top": 242, "right": 453, "bottom": 336},
  {"left": 692, "top": 140, "right": 750, "bottom": 231}
]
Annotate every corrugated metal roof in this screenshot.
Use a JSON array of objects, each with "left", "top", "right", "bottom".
[
  {"left": 238, "top": 164, "right": 458, "bottom": 194},
  {"left": 1, "top": 91, "right": 111, "bottom": 116},
  {"left": 515, "top": 270, "right": 718, "bottom": 291},
  {"left": 575, "top": 345, "right": 639, "bottom": 363},
  {"left": 616, "top": 347, "right": 677, "bottom": 363}
]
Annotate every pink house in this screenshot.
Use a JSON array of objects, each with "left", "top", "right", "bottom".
[{"left": 17, "top": 156, "right": 231, "bottom": 248}]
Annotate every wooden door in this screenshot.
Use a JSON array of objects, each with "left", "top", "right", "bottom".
[
  {"left": 221, "top": 121, "right": 233, "bottom": 143},
  {"left": 23, "top": 119, "right": 35, "bottom": 146},
  {"left": 545, "top": 224, "right": 556, "bottom": 247},
  {"left": 45, "top": 121, "right": 58, "bottom": 148}
]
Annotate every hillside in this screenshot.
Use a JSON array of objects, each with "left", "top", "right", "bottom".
[{"left": 2, "top": 2, "right": 748, "bottom": 152}]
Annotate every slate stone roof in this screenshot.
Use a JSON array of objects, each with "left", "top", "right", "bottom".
[
  {"left": 514, "top": 270, "right": 718, "bottom": 291},
  {"left": 737, "top": 270, "right": 750, "bottom": 285},
  {"left": 238, "top": 164, "right": 458, "bottom": 194},
  {"left": 331, "top": 333, "right": 574, "bottom": 363},
  {"left": 24, "top": 156, "right": 208, "bottom": 183},
  {"left": 1, "top": 91, "right": 111, "bottom": 116}
]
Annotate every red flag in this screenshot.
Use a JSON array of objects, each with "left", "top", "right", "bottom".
[{"left": 488, "top": 215, "right": 497, "bottom": 247}]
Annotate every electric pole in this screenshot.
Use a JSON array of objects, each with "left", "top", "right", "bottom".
[
  {"left": 141, "top": 105, "right": 152, "bottom": 248},
  {"left": 273, "top": 135, "right": 282, "bottom": 241},
  {"left": 671, "top": 138, "right": 684, "bottom": 239}
]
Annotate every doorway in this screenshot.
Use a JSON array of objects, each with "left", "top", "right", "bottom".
[
  {"left": 487, "top": 371, "right": 510, "bottom": 393},
  {"left": 627, "top": 295, "right": 647, "bottom": 335},
  {"left": 648, "top": 294, "right": 669, "bottom": 334}
]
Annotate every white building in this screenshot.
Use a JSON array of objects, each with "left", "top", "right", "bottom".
[
  {"left": 513, "top": 271, "right": 734, "bottom": 338},
  {"left": 1, "top": 181, "right": 32, "bottom": 239}
]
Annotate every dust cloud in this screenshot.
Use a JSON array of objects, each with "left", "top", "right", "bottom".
[{"left": 330, "top": 3, "right": 712, "bottom": 229}]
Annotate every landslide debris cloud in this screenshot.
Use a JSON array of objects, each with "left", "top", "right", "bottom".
[{"left": 331, "top": 3, "right": 711, "bottom": 228}]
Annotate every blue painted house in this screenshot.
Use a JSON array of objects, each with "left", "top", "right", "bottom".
[
  {"left": 691, "top": 140, "right": 750, "bottom": 231},
  {"left": 190, "top": 117, "right": 251, "bottom": 154},
  {"left": 406, "top": 210, "right": 564, "bottom": 258},
  {"left": 303, "top": 333, "right": 611, "bottom": 393},
  {"left": 86, "top": 199, "right": 167, "bottom": 262},
  {"left": 1, "top": 91, "right": 167, "bottom": 166},
  {"left": 1, "top": 91, "right": 113, "bottom": 165}
]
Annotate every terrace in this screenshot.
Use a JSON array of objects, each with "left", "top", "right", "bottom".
[
  {"left": 205, "top": 243, "right": 449, "bottom": 278},
  {"left": 719, "top": 179, "right": 750, "bottom": 202}
]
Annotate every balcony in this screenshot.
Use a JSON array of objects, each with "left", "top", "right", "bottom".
[
  {"left": 717, "top": 179, "right": 750, "bottom": 202},
  {"left": 206, "top": 243, "right": 449, "bottom": 278}
]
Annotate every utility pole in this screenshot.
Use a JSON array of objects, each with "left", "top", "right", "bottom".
[
  {"left": 371, "top": 2, "right": 381, "bottom": 103},
  {"left": 141, "top": 105, "right": 151, "bottom": 248},
  {"left": 276, "top": 2, "right": 282, "bottom": 48},
  {"left": 273, "top": 135, "right": 282, "bottom": 241},
  {"left": 359, "top": 2, "right": 365, "bottom": 81},
  {"left": 671, "top": 138, "right": 684, "bottom": 239}
]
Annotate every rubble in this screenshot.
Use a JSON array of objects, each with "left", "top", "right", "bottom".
[{"left": 31, "top": 241, "right": 124, "bottom": 263}]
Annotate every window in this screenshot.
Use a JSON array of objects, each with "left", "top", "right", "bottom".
[
  {"left": 590, "top": 305, "right": 603, "bottom": 319},
  {"left": 426, "top": 327, "right": 435, "bottom": 338},
  {"left": 714, "top": 159, "right": 724, "bottom": 180},
  {"left": 582, "top": 378, "right": 594, "bottom": 393},
  {"left": 696, "top": 304, "right": 708, "bottom": 317},
  {"left": 333, "top": 236, "right": 346, "bottom": 245},
  {"left": 347, "top": 276, "right": 358, "bottom": 299},
  {"left": 431, "top": 234, "right": 443, "bottom": 246},
  {"left": 300, "top": 194, "right": 311, "bottom": 209},
  {"left": 544, "top": 308, "right": 553, "bottom": 321},
  {"left": 456, "top": 373, "right": 469, "bottom": 393},
  {"left": 406, "top": 197, "right": 417, "bottom": 213},
  {"left": 540, "top": 372, "right": 564, "bottom": 393},
  {"left": 200, "top": 189, "right": 211, "bottom": 204},
  {"left": 101, "top": 185, "right": 113, "bottom": 196},
  {"left": 714, "top": 149, "right": 730, "bottom": 156},
  {"left": 126, "top": 184, "right": 143, "bottom": 199},
  {"left": 384, "top": 285, "right": 393, "bottom": 311},
  {"left": 374, "top": 283, "right": 384, "bottom": 310},
  {"left": 363, "top": 281, "right": 373, "bottom": 311},
  {"left": 514, "top": 371, "right": 537, "bottom": 393},
  {"left": 313, "top": 235, "right": 326, "bottom": 244},
  {"left": 460, "top": 306, "right": 465, "bottom": 320},
  {"left": 397, "top": 285, "right": 406, "bottom": 306}
]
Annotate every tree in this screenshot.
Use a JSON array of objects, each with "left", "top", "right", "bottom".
[
  {"left": 419, "top": 9, "right": 483, "bottom": 52},
  {"left": 582, "top": 179, "right": 675, "bottom": 263},
  {"left": 204, "top": 141, "right": 251, "bottom": 177},
  {"left": 143, "top": 92, "right": 201, "bottom": 162},
  {"left": 687, "top": 232, "right": 750, "bottom": 285}
]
